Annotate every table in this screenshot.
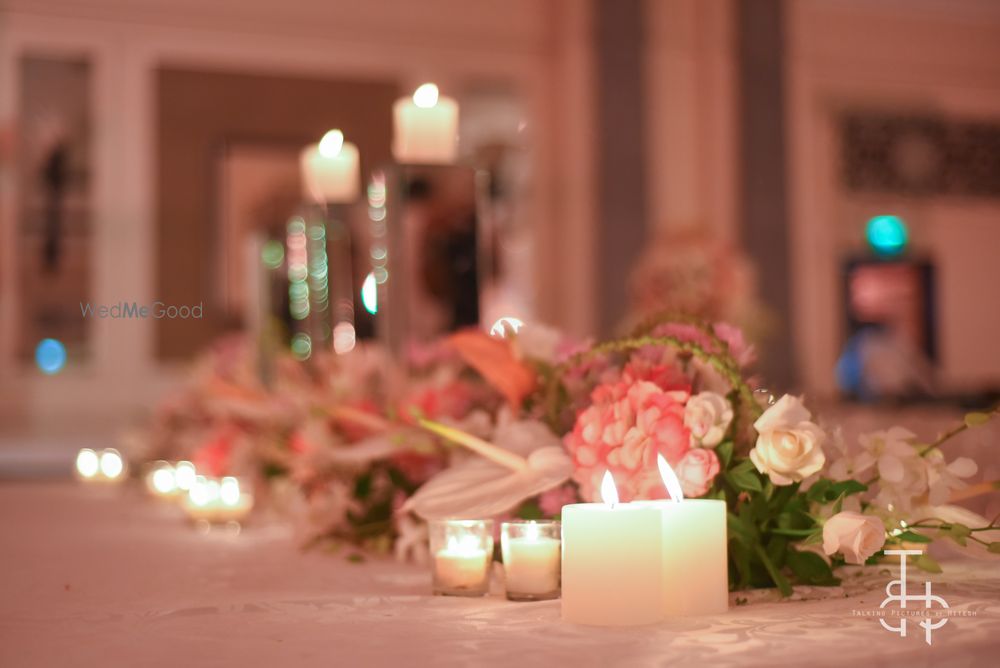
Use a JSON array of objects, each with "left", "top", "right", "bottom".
[{"left": 1, "top": 482, "right": 998, "bottom": 667}]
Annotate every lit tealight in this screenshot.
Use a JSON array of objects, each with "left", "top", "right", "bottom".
[
  {"left": 174, "top": 461, "right": 196, "bottom": 491},
  {"left": 150, "top": 465, "right": 177, "bottom": 495},
  {"left": 189, "top": 475, "right": 218, "bottom": 507},
  {"left": 75, "top": 449, "right": 100, "bottom": 479},
  {"left": 99, "top": 449, "right": 124, "bottom": 479},
  {"left": 219, "top": 477, "right": 241, "bottom": 506}
]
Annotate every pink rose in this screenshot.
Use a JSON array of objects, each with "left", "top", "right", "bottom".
[
  {"left": 673, "top": 448, "right": 721, "bottom": 498},
  {"left": 822, "top": 511, "right": 885, "bottom": 564}
]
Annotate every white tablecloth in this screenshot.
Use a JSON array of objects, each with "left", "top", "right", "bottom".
[{"left": 1, "top": 482, "right": 998, "bottom": 667}]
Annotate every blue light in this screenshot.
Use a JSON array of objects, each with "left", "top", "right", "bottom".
[
  {"left": 865, "top": 215, "right": 908, "bottom": 257},
  {"left": 35, "top": 338, "right": 67, "bottom": 375}
]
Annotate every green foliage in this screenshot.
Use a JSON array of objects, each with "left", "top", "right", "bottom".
[
  {"left": 786, "top": 549, "right": 840, "bottom": 586},
  {"left": 942, "top": 522, "right": 971, "bottom": 546},
  {"left": 988, "top": 542, "right": 1000, "bottom": 554},
  {"left": 894, "top": 530, "right": 932, "bottom": 543},
  {"left": 913, "top": 553, "right": 942, "bottom": 574},
  {"left": 964, "top": 412, "right": 992, "bottom": 427},
  {"left": 725, "top": 460, "right": 764, "bottom": 494},
  {"left": 515, "top": 499, "right": 545, "bottom": 521},
  {"left": 715, "top": 441, "right": 734, "bottom": 468}
]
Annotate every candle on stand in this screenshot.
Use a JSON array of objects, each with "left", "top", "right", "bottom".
[
  {"left": 634, "top": 455, "right": 729, "bottom": 616},
  {"left": 501, "top": 520, "right": 561, "bottom": 601},
  {"left": 430, "top": 520, "right": 493, "bottom": 596},
  {"left": 392, "top": 83, "right": 459, "bottom": 164},
  {"left": 561, "top": 472, "right": 664, "bottom": 625},
  {"left": 300, "top": 129, "right": 361, "bottom": 203}
]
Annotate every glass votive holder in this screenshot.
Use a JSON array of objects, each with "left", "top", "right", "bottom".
[
  {"left": 430, "top": 519, "right": 494, "bottom": 597},
  {"left": 501, "top": 520, "right": 561, "bottom": 601}
]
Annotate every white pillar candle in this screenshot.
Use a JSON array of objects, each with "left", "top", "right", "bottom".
[
  {"left": 635, "top": 455, "right": 728, "bottom": 616},
  {"left": 300, "top": 129, "right": 361, "bottom": 203},
  {"left": 637, "top": 499, "right": 728, "bottom": 616},
  {"left": 392, "top": 83, "right": 459, "bottom": 164},
  {"left": 434, "top": 535, "right": 490, "bottom": 589},
  {"left": 561, "top": 472, "right": 664, "bottom": 626}
]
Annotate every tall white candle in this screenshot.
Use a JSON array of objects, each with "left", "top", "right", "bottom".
[
  {"left": 392, "top": 83, "right": 459, "bottom": 164},
  {"left": 300, "top": 129, "right": 361, "bottom": 203},
  {"left": 635, "top": 455, "right": 728, "bottom": 616},
  {"left": 561, "top": 472, "right": 664, "bottom": 626}
]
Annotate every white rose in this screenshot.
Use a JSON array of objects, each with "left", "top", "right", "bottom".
[
  {"left": 684, "top": 392, "right": 734, "bottom": 448},
  {"left": 749, "top": 394, "right": 825, "bottom": 485},
  {"left": 822, "top": 511, "right": 886, "bottom": 564}
]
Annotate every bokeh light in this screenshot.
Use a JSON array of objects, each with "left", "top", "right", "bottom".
[
  {"left": 35, "top": 338, "right": 67, "bottom": 375},
  {"left": 865, "top": 215, "right": 908, "bottom": 257}
]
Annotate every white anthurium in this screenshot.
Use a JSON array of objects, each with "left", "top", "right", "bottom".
[
  {"left": 402, "top": 418, "right": 572, "bottom": 520},
  {"left": 402, "top": 447, "right": 572, "bottom": 520}
]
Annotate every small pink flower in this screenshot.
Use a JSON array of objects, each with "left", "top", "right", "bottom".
[
  {"left": 538, "top": 484, "right": 580, "bottom": 516},
  {"left": 674, "top": 448, "right": 721, "bottom": 498}
]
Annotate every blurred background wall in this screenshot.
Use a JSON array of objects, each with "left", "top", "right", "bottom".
[{"left": 1, "top": 0, "right": 999, "bottom": 449}]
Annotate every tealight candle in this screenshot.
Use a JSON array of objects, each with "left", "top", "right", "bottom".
[
  {"left": 182, "top": 475, "right": 254, "bottom": 524},
  {"left": 392, "top": 83, "right": 459, "bottom": 164},
  {"left": 300, "top": 129, "right": 361, "bottom": 203},
  {"left": 501, "top": 520, "right": 561, "bottom": 601},
  {"left": 174, "top": 461, "right": 196, "bottom": 491},
  {"left": 430, "top": 520, "right": 493, "bottom": 596},
  {"left": 634, "top": 455, "right": 728, "bottom": 616},
  {"left": 75, "top": 448, "right": 126, "bottom": 484},
  {"left": 145, "top": 461, "right": 180, "bottom": 498},
  {"left": 561, "top": 472, "right": 664, "bottom": 625}
]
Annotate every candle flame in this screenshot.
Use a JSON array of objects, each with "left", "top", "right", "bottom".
[
  {"left": 318, "top": 129, "right": 345, "bottom": 158},
  {"left": 413, "top": 83, "right": 439, "bottom": 108},
  {"left": 600, "top": 470, "right": 619, "bottom": 506},
  {"left": 657, "top": 453, "right": 684, "bottom": 503},
  {"left": 524, "top": 522, "right": 540, "bottom": 542},
  {"left": 99, "top": 449, "right": 124, "bottom": 479},
  {"left": 75, "top": 448, "right": 99, "bottom": 478}
]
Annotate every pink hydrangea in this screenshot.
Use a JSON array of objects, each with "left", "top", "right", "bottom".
[{"left": 564, "top": 379, "right": 692, "bottom": 502}]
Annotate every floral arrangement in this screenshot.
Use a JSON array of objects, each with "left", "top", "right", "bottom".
[{"left": 139, "top": 317, "right": 1000, "bottom": 593}]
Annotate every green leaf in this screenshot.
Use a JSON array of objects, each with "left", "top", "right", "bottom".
[
  {"left": 716, "top": 441, "right": 734, "bottom": 468},
  {"left": 895, "top": 530, "right": 932, "bottom": 543},
  {"left": 913, "top": 553, "right": 942, "bottom": 574},
  {"left": 346, "top": 553, "right": 366, "bottom": 564},
  {"left": 726, "top": 460, "right": 764, "bottom": 494},
  {"left": 754, "top": 543, "right": 792, "bottom": 596},
  {"left": 787, "top": 549, "right": 840, "bottom": 586},
  {"left": 945, "top": 523, "right": 971, "bottom": 546},
  {"left": 827, "top": 480, "right": 868, "bottom": 498},
  {"left": 988, "top": 542, "right": 1000, "bottom": 554},
  {"left": 516, "top": 500, "right": 544, "bottom": 520},
  {"left": 964, "top": 412, "right": 992, "bottom": 427}
]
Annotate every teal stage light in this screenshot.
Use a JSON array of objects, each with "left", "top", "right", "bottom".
[{"left": 865, "top": 215, "right": 908, "bottom": 257}]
